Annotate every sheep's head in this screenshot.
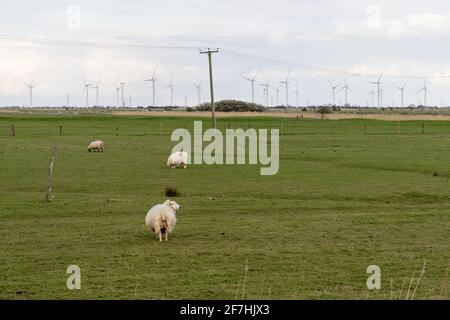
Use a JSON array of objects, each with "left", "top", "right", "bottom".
[{"left": 164, "top": 199, "right": 181, "bottom": 211}]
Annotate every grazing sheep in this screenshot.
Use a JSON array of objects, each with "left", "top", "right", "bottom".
[
  {"left": 88, "top": 140, "right": 104, "bottom": 152},
  {"left": 145, "top": 199, "right": 181, "bottom": 241},
  {"left": 167, "top": 151, "right": 188, "bottom": 169}
]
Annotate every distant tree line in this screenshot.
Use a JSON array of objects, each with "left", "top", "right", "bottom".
[{"left": 195, "top": 100, "right": 266, "bottom": 112}]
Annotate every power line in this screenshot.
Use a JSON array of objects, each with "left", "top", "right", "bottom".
[
  {"left": 2, "top": 34, "right": 450, "bottom": 79},
  {"left": 220, "top": 48, "right": 450, "bottom": 79},
  {"left": 0, "top": 35, "right": 201, "bottom": 51}
]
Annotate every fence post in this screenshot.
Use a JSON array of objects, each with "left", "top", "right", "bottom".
[
  {"left": 397, "top": 121, "right": 400, "bottom": 134},
  {"left": 10, "top": 124, "right": 16, "bottom": 136},
  {"left": 59, "top": 125, "right": 63, "bottom": 136},
  {"left": 364, "top": 124, "right": 367, "bottom": 135},
  {"left": 44, "top": 144, "right": 56, "bottom": 203},
  {"left": 422, "top": 122, "right": 425, "bottom": 134},
  {"left": 116, "top": 125, "right": 118, "bottom": 136}
]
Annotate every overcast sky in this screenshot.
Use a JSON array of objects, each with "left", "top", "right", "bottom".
[{"left": 1, "top": 0, "right": 450, "bottom": 107}]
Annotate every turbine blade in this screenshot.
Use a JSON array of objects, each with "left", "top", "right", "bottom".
[{"left": 378, "top": 69, "right": 385, "bottom": 81}]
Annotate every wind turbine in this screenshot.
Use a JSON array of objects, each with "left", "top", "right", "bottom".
[
  {"left": 369, "top": 70, "right": 384, "bottom": 107},
  {"left": 271, "top": 85, "right": 281, "bottom": 107},
  {"left": 396, "top": 82, "right": 408, "bottom": 107},
  {"left": 115, "top": 86, "right": 120, "bottom": 108},
  {"left": 83, "top": 77, "right": 91, "bottom": 108},
  {"left": 241, "top": 71, "right": 259, "bottom": 103},
  {"left": 25, "top": 82, "right": 34, "bottom": 107},
  {"left": 144, "top": 65, "right": 158, "bottom": 106},
  {"left": 165, "top": 76, "right": 174, "bottom": 106},
  {"left": 367, "top": 85, "right": 376, "bottom": 107},
  {"left": 192, "top": 82, "right": 202, "bottom": 106},
  {"left": 279, "top": 73, "right": 290, "bottom": 107},
  {"left": 120, "top": 82, "right": 126, "bottom": 107},
  {"left": 260, "top": 76, "right": 271, "bottom": 107},
  {"left": 291, "top": 85, "right": 300, "bottom": 108},
  {"left": 339, "top": 73, "right": 352, "bottom": 106},
  {"left": 328, "top": 80, "right": 338, "bottom": 105},
  {"left": 90, "top": 78, "right": 100, "bottom": 106},
  {"left": 417, "top": 78, "right": 430, "bottom": 107}
]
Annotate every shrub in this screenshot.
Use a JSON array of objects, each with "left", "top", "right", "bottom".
[
  {"left": 165, "top": 186, "right": 179, "bottom": 197},
  {"left": 196, "top": 100, "right": 266, "bottom": 112}
]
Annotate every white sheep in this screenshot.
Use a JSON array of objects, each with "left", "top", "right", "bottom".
[
  {"left": 145, "top": 199, "right": 181, "bottom": 241},
  {"left": 88, "top": 140, "right": 104, "bottom": 152},
  {"left": 167, "top": 151, "right": 188, "bottom": 169}
]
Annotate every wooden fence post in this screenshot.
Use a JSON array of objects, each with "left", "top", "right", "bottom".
[
  {"left": 422, "top": 122, "right": 425, "bottom": 134},
  {"left": 10, "top": 124, "right": 16, "bottom": 136},
  {"left": 44, "top": 144, "right": 56, "bottom": 203},
  {"left": 59, "top": 125, "right": 63, "bottom": 136},
  {"left": 364, "top": 124, "right": 367, "bottom": 135}
]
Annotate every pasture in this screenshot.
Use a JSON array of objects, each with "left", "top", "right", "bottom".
[{"left": 0, "top": 113, "right": 449, "bottom": 299}]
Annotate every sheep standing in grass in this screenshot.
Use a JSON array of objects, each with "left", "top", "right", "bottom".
[
  {"left": 167, "top": 151, "right": 188, "bottom": 168},
  {"left": 88, "top": 140, "right": 104, "bottom": 152},
  {"left": 145, "top": 199, "right": 181, "bottom": 241}
]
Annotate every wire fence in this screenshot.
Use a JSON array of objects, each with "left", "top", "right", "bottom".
[{"left": 2, "top": 117, "right": 450, "bottom": 138}]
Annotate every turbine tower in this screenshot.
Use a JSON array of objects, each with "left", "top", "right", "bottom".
[
  {"left": 115, "top": 86, "right": 120, "bottom": 108},
  {"left": 291, "top": 85, "right": 300, "bottom": 108},
  {"left": 120, "top": 82, "right": 126, "bottom": 107},
  {"left": 396, "top": 82, "right": 407, "bottom": 107},
  {"left": 25, "top": 82, "right": 34, "bottom": 107},
  {"left": 241, "top": 71, "right": 259, "bottom": 103},
  {"left": 417, "top": 78, "right": 430, "bottom": 107},
  {"left": 339, "top": 73, "right": 352, "bottom": 106},
  {"left": 279, "top": 73, "right": 290, "bottom": 107},
  {"left": 367, "top": 85, "right": 376, "bottom": 107},
  {"left": 260, "top": 76, "right": 271, "bottom": 107},
  {"left": 144, "top": 66, "right": 158, "bottom": 106},
  {"left": 90, "top": 79, "right": 100, "bottom": 106},
  {"left": 165, "top": 77, "right": 174, "bottom": 106},
  {"left": 83, "top": 77, "right": 91, "bottom": 108},
  {"left": 328, "top": 80, "right": 338, "bottom": 105},
  {"left": 369, "top": 70, "right": 384, "bottom": 107},
  {"left": 193, "top": 82, "right": 202, "bottom": 106},
  {"left": 271, "top": 85, "right": 281, "bottom": 107}
]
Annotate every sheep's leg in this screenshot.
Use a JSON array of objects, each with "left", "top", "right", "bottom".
[
  {"left": 158, "top": 232, "right": 163, "bottom": 242},
  {"left": 165, "top": 232, "right": 168, "bottom": 241}
]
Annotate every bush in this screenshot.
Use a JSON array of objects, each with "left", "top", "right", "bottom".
[
  {"left": 196, "top": 100, "right": 266, "bottom": 112},
  {"left": 165, "top": 186, "right": 179, "bottom": 197}
]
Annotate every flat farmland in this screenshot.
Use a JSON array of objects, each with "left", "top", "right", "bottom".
[{"left": 0, "top": 114, "right": 449, "bottom": 299}]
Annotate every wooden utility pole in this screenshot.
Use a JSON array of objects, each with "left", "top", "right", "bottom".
[
  {"left": 200, "top": 48, "right": 219, "bottom": 128},
  {"left": 44, "top": 144, "right": 56, "bottom": 203}
]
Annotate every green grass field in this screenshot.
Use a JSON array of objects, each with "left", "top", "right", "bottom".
[{"left": 0, "top": 114, "right": 449, "bottom": 300}]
